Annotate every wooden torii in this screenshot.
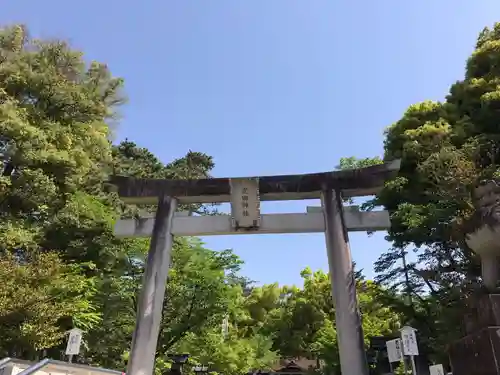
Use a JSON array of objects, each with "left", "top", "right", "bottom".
[{"left": 111, "top": 160, "right": 400, "bottom": 375}]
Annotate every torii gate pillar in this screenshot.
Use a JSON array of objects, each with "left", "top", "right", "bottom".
[
  {"left": 322, "top": 189, "right": 368, "bottom": 375},
  {"left": 125, "top": 195, "right": 178, "bottom": 375},
  {"left": 110, "top": 160, "right": 400, "bottom": 375}
]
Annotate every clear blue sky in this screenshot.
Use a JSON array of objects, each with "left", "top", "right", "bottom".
[{"left": 3, "top": 1, "right": 500, "bottom": 286}]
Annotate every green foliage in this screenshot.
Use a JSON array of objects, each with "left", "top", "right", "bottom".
[
  {"left": 336, "top": 156, "right": 383, "bottom": 170},
  {"left": 174, "top": 331, "right": 277, "bottom": 375},
  {"left": 0, "top": 23, "right": 123, "bottom": 356},
  {"left": 336, "top": 157, "right": 383, "bottom": 206},
  {"left": 0, "top": 252, "right": 99, "bottom": 357},
  {"left": 256, "top": 269, "right": 399, "bottom": 374},
  {"left": 159, "top": 238, "right": 244, "bottom": 352},
  {"left": 340, "top": 21, "right": 500, "bottom": 366},
  {"left": 0, "top": 23, "right": 228, "bottom": 365},
  {"left": 112, "top": 140, "right": 217, "bottom": 215}
]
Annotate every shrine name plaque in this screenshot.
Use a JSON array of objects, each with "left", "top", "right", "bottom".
[{"left": 230, "top": 178, "right": 260, "bottom": 230}]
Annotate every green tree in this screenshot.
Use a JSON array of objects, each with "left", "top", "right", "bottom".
[
  {"left": 173, "top": 330, "right": 277, "bottom": 375},
  {"left": 380, "top": 22, "right": 500, "bottom": 363},
  {"left": 340, "top": 22, "right": 500, "bottom": 364},
  {"left": 336, "top": 156, "right": 383, "bottom": 170},
  {"left": 0, "top": 23, "right": 123, "bottom": 356},
  {"left": 111, "top": 140, "right": 217, "bottom": 215},
  {"left": 158, "top": 238, "right": 244, "bottom": 352},
  {"left": 0, "top": 23, "right": 225, "bottom": 363},
  {"left": 83, "top": 236, "right": 247, "bottom": 369},
  {"left": 263, "top": 268, "right": 399, "bottom": 375},
  {"left": 81, "top": 138, "right": 225, "bottom": 368},
  {"left": 237, "top": 283, "right": 285, "bottom": 337},
  {"left": 0, "top": 252, "right": 99, "bottom": 358}
]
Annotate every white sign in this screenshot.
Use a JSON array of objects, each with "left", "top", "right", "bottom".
[
  {"left": 65, "top": 328, "right": 83, "bottom": 355},
  {"left": 429, "top": 364, "right": 445, "bottom": 375},
  {"left": 230, "top": 178, "right": 260, "bottom": 229},
  {"left": 222, "top": 315, "right": 229, "bottom": 338},
  {"left": 386, "top": 338, "right": 403, "bottom": 363},
  {"left": 401, "top": 326, "right": 419, "bottom": 356}
]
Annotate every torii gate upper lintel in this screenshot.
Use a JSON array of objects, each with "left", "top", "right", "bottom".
[
  {"left": 109, "top": 159, "right": 400, "bottom": 205},
  {"left": 111, "top": 159, "right": 400, "bottom": 375}
]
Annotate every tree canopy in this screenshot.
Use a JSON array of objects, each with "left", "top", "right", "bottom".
[{"left": 338, "top": 21, "right": 500, "bottom": 365}]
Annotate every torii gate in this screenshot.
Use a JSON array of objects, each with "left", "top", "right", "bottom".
[{"left": 111, "top": 160, "right": 400, "bottom": 375}]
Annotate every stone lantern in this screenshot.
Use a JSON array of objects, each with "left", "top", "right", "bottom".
[
  {"left": 448, "top": 180, "right": 500, "bottom": 375},
  {"left": 466, "top": 180, "right": 500, "bottom": 290},
  {"left": 168, "top": 354, "right": 190, "bottom": 375}
]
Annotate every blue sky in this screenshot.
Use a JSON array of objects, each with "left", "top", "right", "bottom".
[{"left": 3, "top": 1, "right": 500, "bottom": 286}]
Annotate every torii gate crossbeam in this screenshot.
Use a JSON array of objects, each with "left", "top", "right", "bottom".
[{"left": 110, "top": 160, "right": 400, "bottom": 375}]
